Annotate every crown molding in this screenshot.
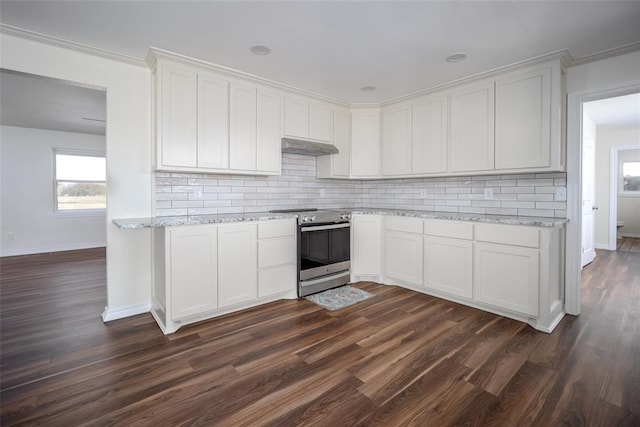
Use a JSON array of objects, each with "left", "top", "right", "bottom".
[
  {"left": 569, "top": 41, "right": 640, "bottom": 67},
  {"left": 382, "top": 49, "right": 573, "bottom": 106},
  {"left": 0, "top": 24, "right": 147, "bottom": 68},
  {"left": 147, "top": 47, "right": 351, "bottom": 108}
]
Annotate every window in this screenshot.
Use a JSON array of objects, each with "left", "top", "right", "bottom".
[
  {"left": 620, "top": 160, "right": 640, "bottom": 195},
  {"left": 54, "top": 149, "right": 106, "bottom": 211}
]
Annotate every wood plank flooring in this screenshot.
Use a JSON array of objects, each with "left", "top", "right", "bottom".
[
  {"left": 1, "top": 247, "right": 639, "bottom": 426},
  {"left": 617, "top": 237, "right": 640, "bottom": 254}
]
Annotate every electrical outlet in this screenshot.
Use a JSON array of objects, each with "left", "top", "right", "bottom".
[
  {"left": 421, "top": 189, "right": 427, "bottom": 198},
  {"left": 5, "top": 231, "right": 14, "bottom": 240},
  {"left": 484, "top": 188, "right": 494, "bottom": 200},
  {"left": 555, "top": 187, "right": 567, "bottom": 201},
  {"left": 193, "top": 187, "right": 203, "bottom": 199},
  {"left": 319, "top": 188, "right": 326, "bottom": 197}
]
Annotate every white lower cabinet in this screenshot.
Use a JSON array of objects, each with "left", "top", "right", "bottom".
[
  {"left": 152, "top": 219, "right": 296, "bottom": 334},
  {"left": 423, "top": 236, "right": 473, "bottom": 299},
  {"left": 355, "top": 214, "right": 565, "bottom": 333},
  {"left": 474, "top": 243, "right": 540, "bottom": 317},
  {"left": 218, "top": 223, "right": 258, "bottom": 307},
  {"left": 168, "top": 226, "right": 218, "bottom": 319},
  {"left": 383, "top": 217, "right": 423, "bottom": 286},
  {"left": 351, "top": 215, "right": 382, "bottom": 278}
]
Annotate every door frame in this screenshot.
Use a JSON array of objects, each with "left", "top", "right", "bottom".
[{"left": 565, "top": 83, "right": 640, "bottom": 315}]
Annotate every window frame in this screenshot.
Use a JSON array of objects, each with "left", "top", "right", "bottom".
[
  {"left": 53, "top": 148, "right": 107, "bottom": 215},
  {"left": 619, "top": 159, "right": 640, "bottom": 198}
]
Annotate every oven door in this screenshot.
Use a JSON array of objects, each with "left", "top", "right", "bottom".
[{"left": 299, "top": 222, "right": 351, "bottom": 283}]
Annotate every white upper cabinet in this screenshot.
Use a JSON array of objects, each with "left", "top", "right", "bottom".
[
  {"left": 351, "top": 108, "right": 381, "bottom": 178},
  {"left": 158, "top": 64, "right": 198, "bottom": 168},
  {"left": 256, "top": 88, "right": 282, "bottom": 174},
  {"left": 197, "top": 73, "right": 229, "bottom": 170},
  {"left": 449, "top": 80, "right": 495, "bottom": 173},
  {"left": 150, "top": 51, "right": 282, "bottom": 175},
  {"left": 283, "top": 95, "right": 333, "bottom": 142},
  {"left": 412, "top": 93, "right": 448, "bottom": 174},
  {"left": 229, "top": 81, "right": 257, "bottom": 171},
  {"left": 495, "top": 64, "right": 557, "bottom": 170},
  {"left": 316, "top": 107, "right": 350, "bottom": 178},
  {"left": 381, "top": 103, "right": 412, "bottom": 176}
]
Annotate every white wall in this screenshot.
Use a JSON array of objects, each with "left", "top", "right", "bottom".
[
  {"left": 0, "top": 126, "right": 106, "bottom": 256},
  {"left": 618, "top": 147, "right": 640, "bottom": 237},
  {"left": 0, "top": 31, "right": 153, "bottom": 320}
]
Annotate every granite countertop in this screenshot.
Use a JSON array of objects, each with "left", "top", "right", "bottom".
[
  {"left": 350, "top": 208, "right": 568, "bottom": 228},
  {"left": 112, "top": 212, "right": 297, "bottom": 229},
  {"left": 113, "top": 208, "right": 568, "bottom": 229}
]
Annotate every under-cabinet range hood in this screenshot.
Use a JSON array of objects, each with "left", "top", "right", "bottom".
[{"left": 281, "top": 137, "right": 339, "bottom": 156}]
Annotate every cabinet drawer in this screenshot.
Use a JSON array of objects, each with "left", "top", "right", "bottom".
[
  {"left": 258, "top": 236, "right": 295, "bottom": 268},
  {"left": 385, "top": 216, "right": 423, "bottom": 234},
  {"left": 258, "top": 219, "right": 295, "bottom": 239},
  {"left": 258, "top": 264, "right": 296, "bottom": 297},
  {"left": 475, "top": 224, "right": 539, "bottom": 248},
  {"left": 424, "top": 220, "right": 473, "bottom": 240}
]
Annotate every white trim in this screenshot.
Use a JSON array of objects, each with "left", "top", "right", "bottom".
[
  {"left": 594, "top": 243, "right": 611, "bottom": 250},
  {"left": 570, "top": 41, "right": 640, "bottom": 67},
  {"left": 102, "top": 303, "right": 151, "bottom": 322},
  {"left": 566, "top": 83, "right": 640, "bottom": 316},
  {"left": 0, "top": 24, "right": 146, "bottom": 67},
  {"left": 0, "top": 241, "right": 106, "bottom": 258},
  {"left": 621, "top": 232, "right": 640, "bottom": 238}
]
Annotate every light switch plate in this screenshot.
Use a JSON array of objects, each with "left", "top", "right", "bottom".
[
  {"left": 484, "top": 188, "right": 494, "bottom": 200},
  {"left": 555, "top": 187, "right": 567, "bottom": 201}
]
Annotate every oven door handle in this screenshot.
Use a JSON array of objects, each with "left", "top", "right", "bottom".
[{"left": 300, "top": 223, "right": 351, "bottom": 232}]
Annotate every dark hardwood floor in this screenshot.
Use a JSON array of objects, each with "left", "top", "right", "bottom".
[{"left": 1, "top": 247, "right": 639, "bottom": 426}]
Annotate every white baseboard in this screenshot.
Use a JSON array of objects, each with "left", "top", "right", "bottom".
[
  {"left": 594, "top": 243, "right": 613, "bottom": 250},
  {"left": 621, "top": 232, "right": 640, "bottom": 238},
  {"left": 0, "top": 241, "right": 106, "bottom": 257},
  {"left": 102, "top": 303, "right": 151, "bottom": 322}
]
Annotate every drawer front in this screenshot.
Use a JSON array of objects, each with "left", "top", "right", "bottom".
[
  {"left": 475, "top": 224, "right": 539, "bottom": 248},
  {"left": 385, "top": 216, "right": 423, "bottom": 234},
  {"left": 424, "top": 220, "right": 473, "bottom": 240},
  {"left": 258, "top": 264, "right": 296, "bottom": 297},
  {"left": 258, "top": 219, "right": 296, "bottom": 239},
  {"left": 258, "top": 236, "right": 296, "bottom": 268}
]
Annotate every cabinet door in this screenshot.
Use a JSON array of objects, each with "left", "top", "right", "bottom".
[
  {"left": 423, "top": 236, "right": 472, "bottom": 298},
  {"left": 284, "top": 95, "right": 309, "bottom": 138},
  {"left": 169, "top": 227, "right": 217, "bottom": 319},
  {"left": 413, "top": 94, "right": 448, "bottom": 174},
  {"left": 351, "top": 110, "right": 381, "bottom": 178},
  {"left": 256, "top": 88, "right": 281, "bottom": 173},
  {"left": 495, "top": 67, "right": 551, "bottom": 169},
  {"left": 259, "top": 264, "right": 296, "bottom": 297},
  {"left": 382, "top": 104, "right": 412, "bottom": 176},
  {"left": 309, "top": 101, "right": 333, "bottom": 142},
  {"left": 218, "top": 224, "right": 258, "bottom": 307},
  {"left": 229, "top": 82, "right": 257, "bottom": 171},
  {"left": 474, "top": 242, "right": 539, "bottom": 316},
  {"left": 449, "top": 81, "right": 495, "bottom": 172},
  {"left": 352, "top": 215, "right": 382, "bottom": 276},
  {"left": 159, "top": 64, "right": 197, "bottom": 168},
  {"left": 197, "top": 73, "right": 229, "bottom": 169},
  {"left": 384, "top": 231, "right": 423, "bottom": 286}
]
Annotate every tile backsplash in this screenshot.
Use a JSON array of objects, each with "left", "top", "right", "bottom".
[{"left": 155, "top": 154, "right": 567, "bottom": 218}]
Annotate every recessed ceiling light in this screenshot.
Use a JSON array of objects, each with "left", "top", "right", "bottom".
[
  {"left": 250, "top": 45, "right": 271, "bottom": 55},
  {"left": 446, "top": 52, "right": 467, "bottom": 63},
  {"left": 361, "top": 86, "right": 376, "bottom": 92}
]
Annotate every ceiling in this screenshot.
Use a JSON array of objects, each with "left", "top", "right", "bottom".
[
  {"left": 0, "top": 70, "right": 106, "bottom": 135},
  {"left": 1, "top": 1, "right": 640, "bottom": 103},
  {"left": 583, "top": 93, "right": 640, "bottom": 128}
]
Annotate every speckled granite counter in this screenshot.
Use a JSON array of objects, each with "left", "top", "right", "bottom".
[
  {"left": 349, "top": 208, "right": 568, "bottom": 228},
  {"left": 113, "top": 208, "right": 567, "bottom": 229},
  {"left": 112, "top": 212, "right": 297, "bottom": 229}
]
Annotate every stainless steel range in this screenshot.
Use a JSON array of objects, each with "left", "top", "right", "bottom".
[{"left": 270, "top": 208, "right": 351, "bottom": 297}]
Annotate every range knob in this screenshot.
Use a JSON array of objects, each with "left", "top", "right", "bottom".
[
  {"left": 340, "top": 213, "right": 351, "bottom": 220},
  {"left": 301, "top": 215, "right": 316, "bottom": 223}
]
